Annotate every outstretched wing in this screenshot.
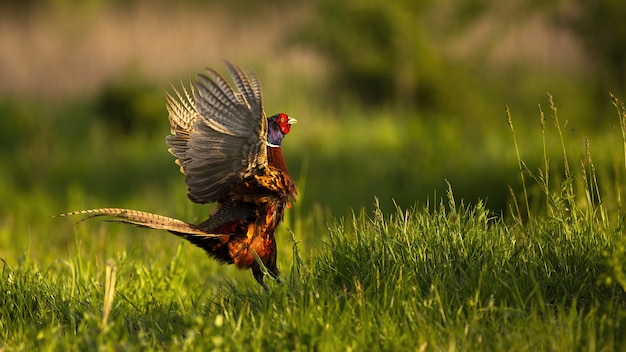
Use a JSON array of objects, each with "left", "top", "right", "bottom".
[{"left": 166, "top": 62, "right": 268, "bottom": 204}]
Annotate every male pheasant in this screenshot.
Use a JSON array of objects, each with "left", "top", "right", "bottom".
[{"left": 62, "top": 62, "right": 297, "bottom": 290}]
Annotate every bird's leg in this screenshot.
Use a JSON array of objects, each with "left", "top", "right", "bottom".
[
  {"left": 252, "top": 266, "right": 269, "bottom": 291},
  {"left": 267, "top": 263, "right": 281, "bottom": 283},
  {"left": 265, "top": 237, "right": 281, "bottom": 283},
  {"left": 252, "top": 261, "right": 280, "bottom": 291}
]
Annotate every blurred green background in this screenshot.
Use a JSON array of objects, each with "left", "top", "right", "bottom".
[{"left": 1, "top": 0, "right": 625, "bottom": 261}]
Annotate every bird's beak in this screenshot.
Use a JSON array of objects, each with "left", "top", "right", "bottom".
[{"left": 288, "top": 117, "right": 297, "bottom": 125}]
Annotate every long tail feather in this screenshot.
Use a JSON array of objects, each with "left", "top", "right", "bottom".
[{"left": 58, "top": 208, "right": 220, "bottom": 237}]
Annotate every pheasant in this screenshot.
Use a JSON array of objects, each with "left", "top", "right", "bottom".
[{"left": 61, "top": 62, "right": 297, "bottom": 290}]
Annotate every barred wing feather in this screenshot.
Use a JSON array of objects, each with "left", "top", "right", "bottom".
[{"left": 166, "top": 62, "right": 268, "bottom": 204}]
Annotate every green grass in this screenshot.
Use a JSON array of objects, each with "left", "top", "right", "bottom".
[
  {"left": 1, "top": 190, "right": 625, "bottom": 350},
  {"left": 1, "top": 95, "right": 626, "bottom": 350}
]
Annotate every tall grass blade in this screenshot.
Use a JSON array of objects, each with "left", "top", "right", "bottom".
[{"left": 506, "top": 104, "right": 531, "bottom": 221}]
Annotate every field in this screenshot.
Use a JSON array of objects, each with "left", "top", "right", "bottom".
[{"left": 2, "top": 2, "right": 626, "bottom": 351}]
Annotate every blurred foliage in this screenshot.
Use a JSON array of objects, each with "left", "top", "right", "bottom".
[
  {"left": 2, "top": 0, "right": 626, "bottom": 217},
  {"left": 0, "top": 96, "right": 175, "bottom": 208},
  {"left": 94, "top": 69, "right": 165, "bottom": 136},
  {"left": 0, "top": 0, "right": 293, "bottom": 12},
  {"left": 556, "top": 0, "right": 626, "bottom": 95},
  {"left": 293, "top": 0, "right": 626, "bottom": 118},
  {"left": 293, "top": 0, "right": 437, "bottom": 108}
]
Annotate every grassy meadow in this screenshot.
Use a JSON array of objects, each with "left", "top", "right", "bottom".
[{"left": 2, "top": 1, "right": 626, "bottom": 350}]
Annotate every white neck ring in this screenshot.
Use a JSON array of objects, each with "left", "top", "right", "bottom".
[{"left": 266, "top": 141, "right": 280, "bottom": 148}]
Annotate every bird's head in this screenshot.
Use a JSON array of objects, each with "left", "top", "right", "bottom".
[{"left": 266, "top": 113, "right": 297, "bottom": 147}]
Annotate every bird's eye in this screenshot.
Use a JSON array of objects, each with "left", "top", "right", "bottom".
[{"left": 280, "top": 116, "right": 285, "bottom": 123}]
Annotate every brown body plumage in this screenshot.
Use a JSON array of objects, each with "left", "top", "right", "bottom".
[{"left": 61, "top": 62, "right": 297, "bottom": 289}]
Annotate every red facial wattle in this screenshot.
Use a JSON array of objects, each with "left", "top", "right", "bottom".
[{"left": 275, "top": 113, "right": 296, "bottom": 134}]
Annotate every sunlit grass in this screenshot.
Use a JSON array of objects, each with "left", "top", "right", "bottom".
[{"left": 2, "top": 94, "right": 626, "bottom": 350}]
